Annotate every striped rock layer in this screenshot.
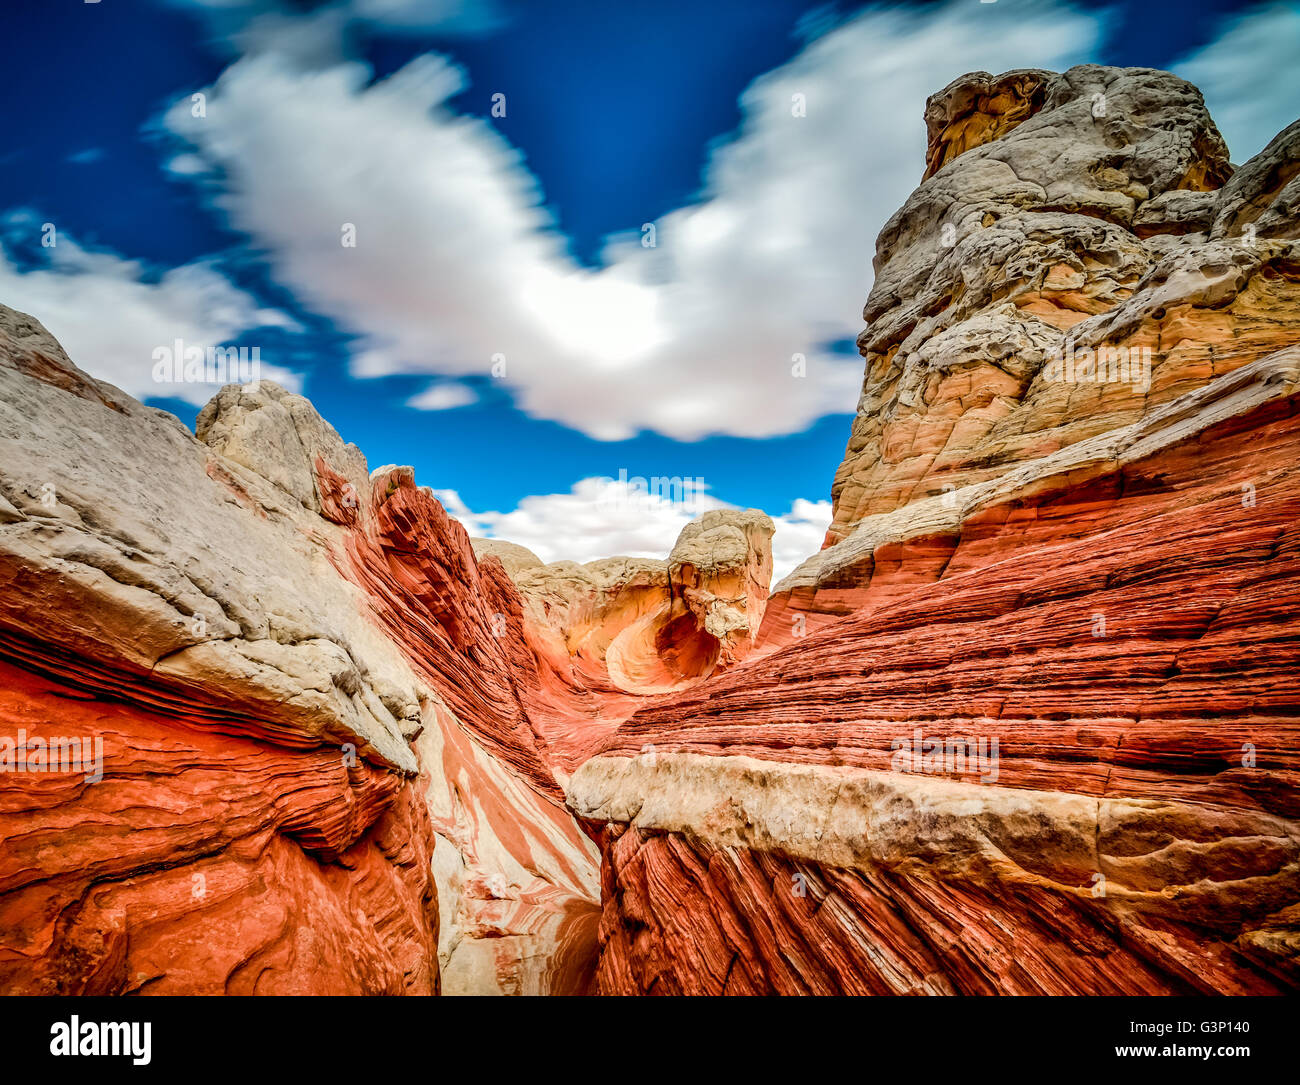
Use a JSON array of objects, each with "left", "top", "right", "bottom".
[
  {"left": 570, "top": 67, "right": 1300, "bottom": 995},
  {"left": 0, "top": 315, "right": 599, "bottom": 995},
  {"left": 1, "top": 63, "right": 1297, "bottom": 998}
]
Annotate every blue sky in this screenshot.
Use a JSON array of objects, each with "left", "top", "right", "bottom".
[{"left": 1, "top": 0, "right": 1297, "bottom": 575}]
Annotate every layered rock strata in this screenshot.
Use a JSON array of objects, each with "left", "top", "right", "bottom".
[
  {"left": 2, "top": 62, "right": 1297, "bottom": 1000},
  {"left": 476, "top": 509, "right": 774, "bottom": 773},
  {"left": 762, "top": 66, "right": 1300, "bottom": 643},
  {"left": 825, "top": 65, "right": 1294, "bottom": 545},
  {"left": 570, "top": 67, "right": 1300, "bottom": 995},
  {"left": 574, "top": 351, "right": 1300, "bottom": 994},
  {"left": 0, "top": 316, "right": 598, "bottom": 995}
]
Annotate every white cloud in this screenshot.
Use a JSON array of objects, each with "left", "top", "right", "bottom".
[
  {"left": 166, "top": 153, "right": 211, "bottom": 176},
  {"left": 0, "top": 221, "right": 299, "bottom": 405},
  {"left": 163, "top": 0, "right": 1100, "bottom": 441},
  {"left": 439, "top": 477, "right": 727, "bottom": 564},
  {"left": 407, "top": 380, "right": 477, "bottom": 409},
  {"left": 1175, "top": 2, "right": 1300, "bottom": 162},
  {"left": 441, "top": 476, "right": 831, "bottom": 582},
  {"left": 770, "top": 497, "right": 833, "bottom": 582}
]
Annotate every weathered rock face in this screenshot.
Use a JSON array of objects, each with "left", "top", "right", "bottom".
[
  {"left": 760, "top": 65, "right": 1300, "bottom": 645},
  {"left": 576, "top": 353, "right": 1300, "bottom": 994},
  {"left": 571, "top": 68, "right": 1300, "bottom": 995},
  {"left": 824, "top": 65, "right": 1291, "bottom": 549},
  {"left": 921, "top": 68, "right": 1050, "bottom": 182},
  {"left": 3, "top": 63, "right": 1297, "bottom": 1001},
  {"left": 0, "top": 308, "right": 774, "bottom": 994},
  {"left": 0, "top": 321, "right": 599, "bottom": 995},
  {"left": 478, "top": 510, "right": 774, "bottom": 774},
  {"left": 668, "top": 510, "right": 774, "bottom": 669}
]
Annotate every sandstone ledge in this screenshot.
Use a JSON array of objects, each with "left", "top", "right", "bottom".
[{"left": 572, "top": 752, "right": 1299, "bottom": 994}]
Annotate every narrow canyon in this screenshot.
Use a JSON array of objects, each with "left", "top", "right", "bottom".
[{"left": 1, "top": 64, "right": 1297, "bottom": 995}]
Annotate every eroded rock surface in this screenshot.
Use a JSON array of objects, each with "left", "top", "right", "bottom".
[
  {"left": 575, "top": 351, "right": 1300, "bottom": 994},
  {"left": 2, "top": 62, "right": 1297, "bottom": 1000},
  {"left": 0, "top": 327, "right": 598, "bottom": 995},
  {"left": 486, "top": 510, "right": 774, "bottom": 773},
  {"left": 571, "top": 67, "right": 1300, "bottom": 995},
  {"left": 824, "top": 65, "right": 1290, "bottom": 548}
]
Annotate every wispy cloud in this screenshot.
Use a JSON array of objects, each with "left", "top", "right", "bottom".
[
  {"left": 1174, "top": 2, "right": 1300, "bottom": 161},
  {"left": 0, "top": 214, "right": 299, "bottom": 405},
  {"left": 407, "top": 380, "right": 477, "bottom": 410}
]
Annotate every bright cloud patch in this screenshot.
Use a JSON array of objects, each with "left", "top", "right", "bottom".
[
  {"left": 0, "top": 221, "right": 298, "bottom": 405},
  {"left": 770, "top": 497, "right": 834, "bottom": 581},
  {"left": 439, "top": 477, "right": 830, "bottom": 582},
  {"left": 407, "top": 381, "right": 477, "bottom": 410},
  {"left": 164, "top": 0, "right": 1099, "bottom": 441}
]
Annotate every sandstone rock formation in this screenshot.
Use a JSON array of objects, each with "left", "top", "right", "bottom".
[
  {"left": 763, "top": 63, "right": 1300, "bottom": 645},
  {"left": 570, "top": 67, "right": 1300, "bottom": 995},
  {"left": 482, "top": 510, "right": 774, "bottom": 773},
  {"left": 0, "top": 310, "right": 774, "bottom": 993},
  {"left": 825, "top": 65, "right": 1282, "bottom": 540},
  {"left": 2, "top": 62, "right": 1297, "bottom": 1000},
  {"left": 0, "top": 320, "right": 598, "bottom": 995}
]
